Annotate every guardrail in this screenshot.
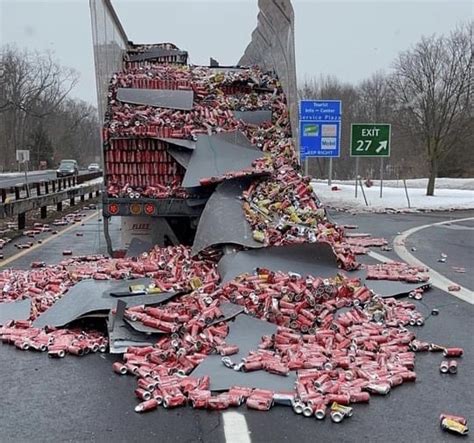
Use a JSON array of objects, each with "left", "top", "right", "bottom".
[
  {"left": 0, "top": 171, "right": 102, "bottom": 203},
  {"left": 0, "top": 172, "right": 103, "bottom": 229}
]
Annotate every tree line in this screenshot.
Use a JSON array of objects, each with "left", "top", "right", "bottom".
[
  {"left": 299, "top": 23, "right": 473, "bottom": 195},
  {"left": 0, "top": 46, "right": 100, "bottom": 172},
  {"left": 0, "top": 23, "right": 471, "bottom": 195}
]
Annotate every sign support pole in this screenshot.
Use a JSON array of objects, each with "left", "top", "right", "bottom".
[
  {"left": 403, "top": 178, "right": 411, "bottom": 208},
  {"left": 304, "top": 157, "right": 309, "bottom": 176},
  {"left": 380, "top": 157, "right": 384, "bottom": 198},
  {"left": 24, "top": 160, "right": 30, "bottom": 198},
  {"left": 355, "top": 158, "right": 359, "bottom": 198},
  {"left": 328, "top": 158, "right": 333, "bottom": 186}
]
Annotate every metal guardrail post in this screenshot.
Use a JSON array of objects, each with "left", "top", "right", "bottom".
[
  {"left": 1, "top": 181, "right": 101, "bottom": 220},
  {"left": 52, "top": 181, "right": 56, "bottom": 192},
  {"left": 35, "top": 182, "right": 41, "bottom": 196},
  {"left": 14, "top": 186, "right": 20, "bottom": 200},
  {"left": 70, "top": 197, "right": 75, "bottom": 206},
  {"left": 18, "top": 212, "right": 26, "bottom": 230},
  {"left": 45, "top": 181, "right": 49, "bottom": 194}
]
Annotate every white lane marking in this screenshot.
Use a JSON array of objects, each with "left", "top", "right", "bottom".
[
  {"left": 223, "top": 412, "right": 251, "bottom": 443},
  {"left": 0, "top": 211, "right": 99, "bottom": 268},
  {"left": 368, "top": 217, "right": 474, "bottom": 304},
  {"left": 437, "top": 224, "right": 474, "bottom": 231}
]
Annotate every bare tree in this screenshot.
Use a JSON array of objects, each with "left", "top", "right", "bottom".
[
  {"left": 45, "top": 99, "right": 100, "bottom": 166},
  {"left": 357, "top": 71, "right": 395, "bottom": 122},
  {"left": 390, "top": 23, "right": 473, "bottom": 195},
  {"left": 0, "top": 46, "right": 78, "bottom": 169}
]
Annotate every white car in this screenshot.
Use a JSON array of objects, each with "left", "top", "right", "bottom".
[{"left": 88, "top": 163, "right": 101, "bottom": 172}]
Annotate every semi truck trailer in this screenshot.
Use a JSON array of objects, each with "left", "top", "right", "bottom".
[{"left": 89, "top": 0, "right": 297, "bottom": 256}]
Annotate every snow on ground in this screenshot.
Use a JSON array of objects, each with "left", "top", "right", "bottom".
[
  {"left": 312, "top": 179, "right": 474, "bottom": 213},
  {"left": 312, "top": 177, "right": 474, "bottom": 190}
]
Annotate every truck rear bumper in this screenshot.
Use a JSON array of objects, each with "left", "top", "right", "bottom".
[{"left": 102, "top": 197, "right": 207, "bottom": 217}]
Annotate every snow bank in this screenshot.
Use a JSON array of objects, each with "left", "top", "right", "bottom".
[
  {"left": 312, "top": 177, "right": 474, "bottom": 190},
  {"left": 312, "top": 181, "right": 474, "bottom": 213}
]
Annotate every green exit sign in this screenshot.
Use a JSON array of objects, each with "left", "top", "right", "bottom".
[{"left": 350, "top": 124, "right": 391, "bottom": 157}]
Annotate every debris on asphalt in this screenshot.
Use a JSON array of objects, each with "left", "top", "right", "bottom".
[
  {"left": 448, "top": 285, "right": 461, "bottom": 292},
  {"left": 438, "top": 253, "right": 448, "bottom": 263},
  {"left": 342, "top": 224, "right": 358, "bottom": 230},
  {"left": 440, "top": 414, "right": 469, "bottom": 436},
  {"left": 452, "top": 267, "right": 466, "bottom": 273}
]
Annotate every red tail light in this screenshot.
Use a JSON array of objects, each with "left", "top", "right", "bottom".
[
  {"left": 144, "top": 203, "right": 155, "bottom": 215},
  {"left": 108, "top": 203, "right": 120, "bottom": 215}
]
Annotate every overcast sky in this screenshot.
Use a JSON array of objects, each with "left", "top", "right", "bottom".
[{"left": 1, "top": 0, "right": 472, "bottom": 106}]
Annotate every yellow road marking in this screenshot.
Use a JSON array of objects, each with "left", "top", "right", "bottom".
[{"left": 0, "top": 211, "right": 99, "bottom": 268}]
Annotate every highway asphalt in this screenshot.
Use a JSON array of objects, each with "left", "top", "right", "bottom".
[
  {"left": 0, "top": 170, "right": 92, "bottom": 189},
  {"left": 0, "top": 210, "right": 473, "bottom": 442}
]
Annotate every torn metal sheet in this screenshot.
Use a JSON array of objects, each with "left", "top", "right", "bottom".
[
  {"left": 0, "top": 299, "right": 31, "bottom": 325},
  {"left": 116, "top": 88, "right": 194, "bottom": 110},
  {"left": 192, "top": 178, "right": 263, "bottom": 255},
  {"left": 209, "top": 302, "right": 244, "bottom": 325},
  {"left": 159, "top": 138, "right": 196, "bottom": 150},
  {"left": 215, "top": 131, "right": 256, "bottom": 150},
  {"left": 218, "top": 242, "right": 341, "bottom": 284},
  {"left": 128, "top": 48, "right": 188, "bottom": 63},
  {"left": 233, "top": 110, "right": 272, "bottom": 126},
  {"left": 123, "top": 318, "right": 165, "bottom": 335},
  {"left": 108, "top": 300, "right": 156, "bottom": 354},
  {"left": 217, "top": 245, "right": 425, "bottom": 298},
  {"left": 167, "top": 146, "right": 192, "bottom": 168},
  {"left": 126, "top": 237, "right": 153, "bottom": 258},
  {"left": 192, "top": 314, "right": 296, "bottom": 391},
  {"left": 365, "top": 280, "right": 431, "bottom": 298},
  {"left": 32, "top": 278, "right": 169, "bottom": 328},
  {"left": 181, "top": 132, "right": 264, "bottom": 188}
]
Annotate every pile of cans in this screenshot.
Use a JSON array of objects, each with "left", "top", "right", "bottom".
[
  {"left": 0, "top": 242, "right": 466, "bottom": 425},
  {"left": 241, "top": 168, "right": 357, "bottom": 269},
  {"left": 0, "top": 322, "right": 107, "bottom": 358},
  {"left": 104, "top": 269, "right": 462, "bottom": 418},
  {"left": 0, "top": 246, "right": 218, "bottom": 319},
  {"left": 105, "top": 138, "right": 186, "bottom": 198},
  {"left": 103, "top": 63, "right": 285, "bottom": 199},
  {"left": 365, "top": 262, "right": 430, "bottom": 283},
  {"left": 345, "top": 236, "right": 388, "bottom": 254}
]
